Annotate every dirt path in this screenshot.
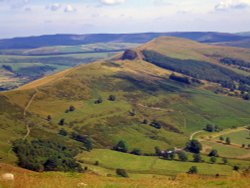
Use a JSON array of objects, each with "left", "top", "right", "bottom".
[
  {"left": 137, "top": 103, "right": 174, "bottom": 112},
  {"left": 23, "top": 88, "right": 38, "bottom": 140},
  {"left": 190, "top": 130, "right": 205, "bottom": 140}
]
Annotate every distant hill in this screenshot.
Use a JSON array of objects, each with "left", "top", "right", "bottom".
[
  {"left": 236, "top": 32, "right": 250, "bottom": 37},
  {"left": 0, "top": 32, "right": 249, "bottom": 49},
  {"left": 213, "top": 38, "right": 250, "bottom": 49}
]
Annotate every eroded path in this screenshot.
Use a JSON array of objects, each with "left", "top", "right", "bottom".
[{"left": 23, "top": 88, "right": 38, "bottom": 140}]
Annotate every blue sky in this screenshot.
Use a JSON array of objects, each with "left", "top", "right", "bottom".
[{"left": 0, "top": 0, "right": 250, "bottom": 38}]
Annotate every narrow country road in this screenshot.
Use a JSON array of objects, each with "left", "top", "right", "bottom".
[
  {"left": 190, "top": 130, "right": 204, "bottom": 140},
  {"left": 23, "top": 88, "right": 38, "bottom": 140}
]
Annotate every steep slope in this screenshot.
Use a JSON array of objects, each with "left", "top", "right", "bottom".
[{"left": 1, "top": 37, "right": 250, "bottom": 165}]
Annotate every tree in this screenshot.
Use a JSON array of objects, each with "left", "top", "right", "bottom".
[
  {"left": 233, "top": 165, "right": 240, "bottom": 171},
  {"left": 226, "top": 137, "right": 231, "bottom": 145},
  {"left": 84, "top": 137, "right": 93, "bottom": 151},
  {"left": 188, "top": 166, "right": 198, "bottom": 174},
  {"left": 69, "top": 105, "right": 75, "bottom": 112},
  {"left": 205, "top": 124, "right": 214, "bottom": 132},
  {"left": 113, "top": 140, "right": 128, "bottom": 153},
  {"left": 178, "top": 151, "right": 188, "bottom": 162},
  {"left": 193, "top": 153, "right": 202, "bottom": 162},
  {"left": 58, "top": 118, "right": 65, "bottom": 126},
  {"left": 108, "top": 95, "right": 116, "bottom": 101},
  {"left": 116, "top": 169, "right": 129, "bottom": 177},
  {"left": 219, "top": 136, "right": 224, "bottom": 142},
  {"left": 186, "top": 140, "right": 202, "bottom": 153},
  {"left": 59, "top": 129, "right": 68, "bottom": 136},
  {"left": 210, "top": 156, "right": 217, "bottom": 163},
  {"left": 131, "top": 148, "right": 141, "bottom": 156},
  {"left": 208, "top": 149, "right": 219, "bottom": 157},
  {"left": 154, "top": 146, "right": 162, "bottom": 156}
]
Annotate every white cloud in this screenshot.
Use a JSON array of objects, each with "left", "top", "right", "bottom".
[
  {"left": 215, "top": 0, "right": 250, "bottom": 11},
  {"left": 100, "top": 0, "right": 126, "bottom": 5},
  {"left": 64, "top": 4, "right": 76, "bottom": 13}
]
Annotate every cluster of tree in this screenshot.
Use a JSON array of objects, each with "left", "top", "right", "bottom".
[
  {"left": 169, "top": 73, "right": 191, "bottom": 84},
  {"left": 112, "top": 140, "right": 142, "bottom": 156},
  {"left": 95, "top": 95, "right": 116, "bottom": 104},
  {"left": 143, "top": 50, "right": 250, "bottom": 90},
  {"left": 185, "top": 140, "right": 202, "bottom": 153},
  {"left": 204, "top": 124, "right": 222, "bottom": 132},
  {"left": 2, "top": 65, "right": 14, "bottom": 72},
  {"left": 71, "top": 132, "right": 93, "bottom": 151},
  {"left": 12, "top": 139, "right": 82, "bottom": 172},
  {"left": 113, "top": 140, "right": 128, "bottom": 153},
  {"left": 220, "top": 136, "right": 231, "bottom": 145},
  {"left": 220, "top": 58, "right": 250, "bottom": 69}
]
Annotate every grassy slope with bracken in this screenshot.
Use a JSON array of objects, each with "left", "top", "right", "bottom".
[
  {"left": 0, "top": 37, "right": 250, "bottom": 172},
  {"left": 1, "top": 163, "right": 250, "bottom": 188}
]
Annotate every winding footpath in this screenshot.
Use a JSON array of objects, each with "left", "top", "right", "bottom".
[
  {"left": 23, "top": 88, "right": 38, "bottom": 140},
  {"left": 189, "top": 130, "right": 205, "bottom": 140}
]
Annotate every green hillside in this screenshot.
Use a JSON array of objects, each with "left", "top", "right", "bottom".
[{"left": 0, "top": 37, "right": 250, "bottom": 177}]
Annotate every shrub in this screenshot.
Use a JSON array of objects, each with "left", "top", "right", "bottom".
[
  {"left": 131, "top": 148, "right": 141, "bottom": 156},
  {"left": 108, "top": 95, "right": 116, "bottom": 101},
  {"left": 59, "top": 129, "right": 68, "bottom": 136},
  {"left": 210, "top": 156, "right": 217, "bottom": 163},
  {"left": 113, "top": 140, "right": 128, "bottom": 153},
  {"left": 150, "top": 120, "right": 161, "bottom": 129},
  {"left": 208, "top": 149, "right": 219, "bottom": 157},
  {"left": 186, "top": 140, "right": 202, "bottom": 153},
  {"left": 178, "top": 151, "right": 188, "bottom": 162},
  {"left": 219, "top": 136, "right": 224, "bottom": 141},
  {"left": 58, "top": 118, "right": 65, "bottom": 126},
  {"left": 95, "top": 97, "right": 103, "bottom": 104},
  {"left": 188, "top": 166, "right": 198, "bottom": 174},
  {"left": 116, "top": 169, "right": 129, "bottom": 177},
  {"left": 94, "top": 161, "right": 99, "bottom": 166},
  {"left": 142, "top": 119, "right": 148, "bottom": 124},
  {"left": 226, "top": 137, "right": 231, "bottom": 145},
  {"left": 193, "top": 153, "right": 202, "bottom": 162},
  {"left": 233, "top": 165, "right": 240, "bottom": 171},
  {"left": 69, "top": 105, "right": 75, "bottom": 112}
]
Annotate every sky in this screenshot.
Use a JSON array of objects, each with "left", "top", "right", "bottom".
[{"left": 0, "top": 0, "right": 250, "bottom": 38}]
